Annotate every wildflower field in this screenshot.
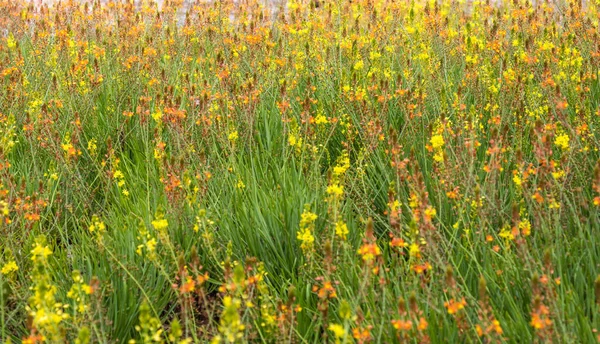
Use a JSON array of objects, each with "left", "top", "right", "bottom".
[{"left": 1, "top": 0, "right": 600, "bottom": 342}]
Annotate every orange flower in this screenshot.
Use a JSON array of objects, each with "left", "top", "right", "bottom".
[
  {"left": 352, "top": 326, "right": 372, "bottom": 343},
  {"left": 412, "top": 262, "right": 432, "bottom": 274},
  {"left": 390, "top": 237, "right": 407, "bottom": 248},
  {"left": 391, "top": 319, "right": 412, "bottom": 331},
  {"left": 531, "top": 304, "right": 552, "bottom": 330},
  {"left": 531, "top": 313, "right": 552, "bottom": 329},
  {"left": 316, "top": 281, "right": 337, "bottom": 299},
  {"left": 491, "top": 320, "right": 503, "bottom": 334},
  {"left": 180, "top": 276, "right": 196, "bottom": 293},
  {"left": 358, "top": 243, "right": 381, "bottom": 262},
  {"left": 532, "top": 192, "right": 544, "bottom": 204},
  {"left": 197, "top": 272, "right": 210, "bottom": 285},
  {"left": 444, "top": 298, "right": 467, "bottom": 315}
]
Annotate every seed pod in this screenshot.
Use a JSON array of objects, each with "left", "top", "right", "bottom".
[
  {"left": 543, "top": 249, "right": 552, "bottom": 270},
  {"left": 533, "top": 295, "right": 542, "bottom": 309},
  {"left": 288, "top": 285, "right": 296, "bottom": 302},
  {"left": 532, "top": 273, "right": 540, "bottom": 291},
  {"left": 479, "top": 275, "right": 487, "bottom": 300},
  {"left": 365, "top": 218, "right": 374, "bottom": 241},
  {"left": 409, "top": 292, "right": 418, "bottom": 313},
  {"left": 398, "top": 297, "right": 407, "bottom": 314}
]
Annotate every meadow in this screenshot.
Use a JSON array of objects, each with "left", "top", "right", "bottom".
[{"left": 1, "top": 0, "right": 600, "bottom": 342}]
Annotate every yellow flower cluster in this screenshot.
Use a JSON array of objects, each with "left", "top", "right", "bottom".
[
  {"left": 430, "top": 134, "right": 445, "bottom": 162},
  {"left": 27, "top": 237, "right": 69, "bottom": 342},
  {"left": 212, "top": 296, "right": 245, "bottom": 344},
  {"left": 88, "top": 215, "right": 106, "bottom": 242},
  {"left": 554, "top": 133, "right": 570, "bottom": 151},
  {"left": 297, "top": 206, "right": 317, "bottom": 254},
  {"left": 327, "top": 152, "right": 351, "bottom": 200},
  {"left": 1, "top": 260, "right": 18, "bottom": 275}
]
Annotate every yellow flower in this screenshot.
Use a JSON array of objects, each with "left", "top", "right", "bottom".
[
  {"left": 335, "top": 221, "right": 349, "bottom": 240},
  {"left": 288, "top": 133, "right": 302, "bottom": 149},
  {"left": 315, "top": 114, "right": 328, "bottom": 125},
  {"left": 82, "top": 284, "right": 92, "bottom": 295},
  {"left": 353, "top": 59, "right": 364, "bottom": 71},
  {"left": 151, "top": 111, "right": 163, "bottom": 123},
  {"left": 554, "top": 134, "right": 570, "bottom": 151},
  {"left": 152, "top": 218, "right": 168, "bottom": 231},
  {"left": 327, "top": 184, "right": 344, "bottom": 197},
  {"left": 328, "top": 323, "right": 346, "bottom": 341},
  {"left": 113, "top": 170, "right": 124, "bottom": 179},
  {"left": 62, "top": 142, "right": 73, "bottom": 152},
  {"left": 519, "top": 219, "right": 532, "bottom": 236},
  {"left": 552, "top": 170, "right": 565, "bottom": 180},
  {"left": 430, "top": 134, "right": 445, "bottom": 149},
  {"left": 228, "top": 131, "right": 238, "bottom": 142},
  {"left": 297, "top": 206, "right": 317, "bottom": 253},
  {"left": 136, "top": 244, "right": 144, "bottom": 256},
  {"left": 146, "top": 238, "right": 157, "bottom": 253},
  {"left": 424, "top": 206, "right": 436, "bottom": 220},
  {"left": 1, "top": 261, "right": 18, "bottom": 275},
  {"left": 369, "top": 50, "right": 381, "bottom": 60},
  {"left": 6, "top": 33, "right": 16, "bottom": 49},
  {"left": 333, "top": 155, "right": 350, "bottom": 177},
  {"left": 499, "top": 225, "right": 514, "bottom": 241},
  {"left": 31, "top": 243, "right": 52, "bottom": 261},
  {"left": 297, "top": 228, "right": 315, "bottom": 252},
  {"left": 300, "top": 209, "right": 318, "bottom": 227},
  {"left": 89, "top": 215, "right": 106, "bottom": 236},
  {"left": 87, "top": 138, "right": 97, "bottom": 155},
  {"left": 539, "top": 41, "right": 555, "bottom": 51},
  {"left": 288, "top": 134, "right": 297, "bottom": 146},
  {"left": 1, "top": 200, "right": 8, "bottom": 216},
  {"left": 409, "top": 243, "right": 420, "bottom": 257},
  {"left": 513, "top": 173, "right": 522, "bottom": 187},
  {"left": 430, "top": 134, "right": 445, "bottom": 162},
  {"left": 216, "top": 296, "right": 245, "bottom": 343}
]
